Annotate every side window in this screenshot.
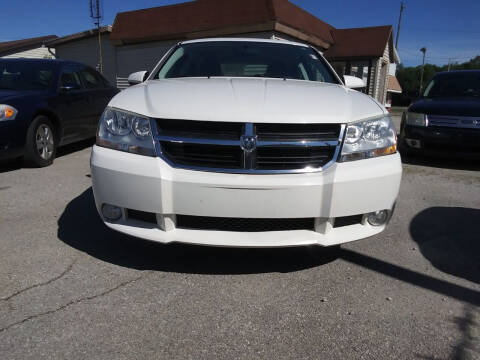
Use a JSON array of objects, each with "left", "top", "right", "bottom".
[
  {"left": 60, "top": 66, "right": 82, "bottom": 89},
  {"left": 80, "top": 68, "right": 104, "bottom": 89}
]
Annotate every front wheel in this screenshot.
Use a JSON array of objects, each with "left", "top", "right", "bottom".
[{"left": 24, "top": 116, "right": 57, "bottom": 167}]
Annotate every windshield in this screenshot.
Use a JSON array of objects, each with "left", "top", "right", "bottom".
[
  {"left": 155, "top": 41, "right": 339, "bottom": 84},
  {"left": 424, "top": 72, "right": 480, "bottom": 98},
  {"left": 0, "top": 61, "right": 55, "bottom": 91}
]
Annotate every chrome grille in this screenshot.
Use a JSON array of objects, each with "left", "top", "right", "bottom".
[
  {"left": 153, "top": 119, "right": 344, "bottom": 174},
  {"left": 428, "top": 115, "right": 480, "bottom": 129}
]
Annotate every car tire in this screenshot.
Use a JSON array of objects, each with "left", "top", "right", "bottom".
[{"left": 24, "top": 116, "right": 57, "bottom": 167}]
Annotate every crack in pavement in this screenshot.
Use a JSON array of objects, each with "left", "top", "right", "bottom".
[
  {"left": 1, "top": 260, "right": 77, "bottom": 302},
  {"left": 0, "top": 273, "right": 147, "bottom": 334}
]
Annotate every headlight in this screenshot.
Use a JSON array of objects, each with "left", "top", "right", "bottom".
[
  {"left": 96, "top": 107, "right": 156, "bottom": 156},
  {"left": 405, "top": 112, "right": 427, "bottom": 126},
  {"left": 340, "top": 115, "right": 397, "bottom": 162},
  {"left": 0, "top": 105, "right": 18, "bottom": 121}
]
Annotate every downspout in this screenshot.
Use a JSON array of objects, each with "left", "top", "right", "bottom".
[{"left": 47, "top": 46, "right": 57, "bottom": 59}]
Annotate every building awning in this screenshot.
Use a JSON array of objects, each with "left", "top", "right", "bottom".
[
  {"left": 323, "top": 25, "right": 394, "bottom": 61},
  {"left": 0, "top": 35, "right": 57, "bottom": 56},
  {"left": 110, "top": 0, "right": 335, "bottom": 48},
  {"left": 48, "top": 26, "right": 112, "bottom": 47},
  {"left": 387, "top": 75, "right": 402, "bottom": 93}
]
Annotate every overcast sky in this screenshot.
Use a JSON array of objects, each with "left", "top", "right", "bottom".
[{"left": 3, "top": 0, "right": 479, "bottom": 67}]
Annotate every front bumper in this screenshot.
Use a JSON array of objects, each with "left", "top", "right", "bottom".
[
  {"left": 90, "top": 146, "right": 402, "bottom": 247},
  {"left": 0, "top": 120, "right": 26, "bottom": 160},
  {"left": 401, "top": 124, "right": 480, "bottom": 159}
]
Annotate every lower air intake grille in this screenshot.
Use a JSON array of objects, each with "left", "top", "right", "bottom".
[
  {"left": 176, "top": 215, "right": 315, "bottom": 232},
  {"left": 127, "top": 209, "right": 157, "bottom": 224},
  {"left": 333, "top": 215, "right": 363, "bottom": 228}
]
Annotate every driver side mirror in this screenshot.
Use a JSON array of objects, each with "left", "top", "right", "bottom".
[
  {"left": 128, "top": 71, "right": 149, "bottom": 86},
  {"left": 343, "top": 75, "right": 366, "bottom": 89}
]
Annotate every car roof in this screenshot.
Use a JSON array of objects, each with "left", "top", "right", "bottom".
[
  {"left": 180, "top": 37, "right": 311, "bottom": 48},
  {"left": 435, "top": 69, "right": 480, "bottom": 76},
  {"left": 0, "top": 58, "right": 85, "bottom": 67}
]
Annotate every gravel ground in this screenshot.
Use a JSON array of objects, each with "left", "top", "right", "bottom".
[{"left": 0, "top": 142, "right": 479, "bottom": 360}]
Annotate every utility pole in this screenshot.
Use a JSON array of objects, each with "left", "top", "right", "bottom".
[
  {"left": 89, "top": 0, "right": 103, "bottom": 74},
  {"left": 447, "top": 59, "right": 452, "bottom": 71},
  {"left": 395, "top": 1, "right": 406, "bottom": 49},
  {"left": 419, "top": 47, "right": 427, "bottom": 95}
]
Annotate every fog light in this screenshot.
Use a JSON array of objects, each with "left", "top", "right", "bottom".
[
  {"left": 102, "top": 204, "right": 122, "bottom": 221},
  {"left": 405, "top": 138, "right": 421, "bottom": 148},
  {"left": 367, "top": 210, "right": 389, "bottom": 226}
]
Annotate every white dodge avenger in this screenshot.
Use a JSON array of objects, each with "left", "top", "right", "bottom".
[{"left": 90, "top": 38, "right": 402, "bottom": 247}]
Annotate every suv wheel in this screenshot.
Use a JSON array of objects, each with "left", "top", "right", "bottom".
[{"left": 24, "top": 116, "right": 57, "bottom": 167}]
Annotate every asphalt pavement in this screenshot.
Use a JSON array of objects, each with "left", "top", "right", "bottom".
[{"left": 0, "top": 141, "right": 479, "bottom": 359}]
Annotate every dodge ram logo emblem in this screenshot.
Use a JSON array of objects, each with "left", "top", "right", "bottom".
[{"left": 240, "top": 135, "right": 257, "bottom": 152}]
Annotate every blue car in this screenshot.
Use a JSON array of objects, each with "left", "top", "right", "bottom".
[
  {"left": 399, "top": 70, "right": 480, "bottom": 159},
  {"left": 0, "top": 59, "right": 118, "bottom": 167}
]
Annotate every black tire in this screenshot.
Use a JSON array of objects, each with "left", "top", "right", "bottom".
[{"left": 24, "top": 116, "right": 57, "bottom": 167}]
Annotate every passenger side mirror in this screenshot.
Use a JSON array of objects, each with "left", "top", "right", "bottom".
[
  {"left": 60, "top": 83, "right": 81, "bottom": 92},
  {"left": 343, "top": 75, "right": 365, "bottom": 89},
  {"left": 128, "top": 71, "right": 149, "bottom": 86}
]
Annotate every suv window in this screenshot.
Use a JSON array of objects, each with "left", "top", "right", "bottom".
[
  {"left": 80, "top": 67, "right": 106, "bottom": 89},
  {"left": 60, "top": 65, "right": 83, "bottom": 89}
]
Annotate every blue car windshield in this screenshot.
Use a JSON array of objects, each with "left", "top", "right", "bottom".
[
  {"left": 155, "top": 41, "right": 339, "bottom": 84},
  {"left": 424, "top": 72, "right": 480, "bottom": 98},
  {"left": 0, "top": 61, "right": 55, "bottom": 91}
]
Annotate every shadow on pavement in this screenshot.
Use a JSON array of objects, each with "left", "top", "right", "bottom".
[
  {"left": 0, "top": 138, "right": 94, "bottom": 174},
  {"left": 58, "top": 189, "right": 480, "bottom": 304},
  {"left": 56, "top": 138, "right": 95, "bottom": 159},
  {"left": 415, "top": 304, "right": 479, "bottom": 360},
  {"left": 450, "top": 305, "right": 480, "bottom": 360},
  {"left": 57, "top": 188, "right": 339, "bottom": 275},
  {"left": 0, "top": 157, "right": 22, "bottom": 174},
  {"left": 409, "top": 207, "right": 480, "bottom": 284}
]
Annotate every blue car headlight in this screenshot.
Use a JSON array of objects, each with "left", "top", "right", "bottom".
[
  {"left": 405, "top": 112, "right": 427, "bottom": 127},
  {"left": 0, "top": 105, "right": 18, "bottom": 121}
]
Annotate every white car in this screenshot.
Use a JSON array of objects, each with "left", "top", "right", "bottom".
[{"left": 91, "top": 38, "right": 401, "bottom": 247}]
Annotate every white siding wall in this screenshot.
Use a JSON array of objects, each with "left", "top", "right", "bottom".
[
  {"left": 373, "top": 58, "right": 381, "bottom": 100},
  {"left": 2, "top": 46, "right": 54, "bottom": 59},
  {"left": 379, "top": 42, "right": 390, "bottom": 104},
  {"left": 115, "top": 39, "right": 179, "bottom": 80},
  {"left": 54, "top": 33, "right": 116, "bottom": 85}
]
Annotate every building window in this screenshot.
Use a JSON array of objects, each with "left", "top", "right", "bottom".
[
  {"left": 330, "top": 60, "right": 372, "bottom": 95},
  {"left": 350, "top": 61, "right": 369, "bottom": 87},
  {"left": 331, "top": 61, "right": 347, "bottom": 76}
]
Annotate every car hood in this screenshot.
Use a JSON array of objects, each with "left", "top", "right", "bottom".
[
  {"left": 0, "top": 89, "right": 23, "bottom": 101},
  {"left": 0, "top": 89, "right": 46, "bottom": 102},
  {"left": 109, "top": 78, "right": 385, "bottom": 124},
  {"left": 410, "top": 97, "right": 480, "bottom": 117}
]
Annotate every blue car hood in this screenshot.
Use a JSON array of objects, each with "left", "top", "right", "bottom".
[
  {"left": 409, "top": 97, "right": 480, "bottom": 117},
  {"left": 0, "top": 89, "right": 47, "bottom": 102}
]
